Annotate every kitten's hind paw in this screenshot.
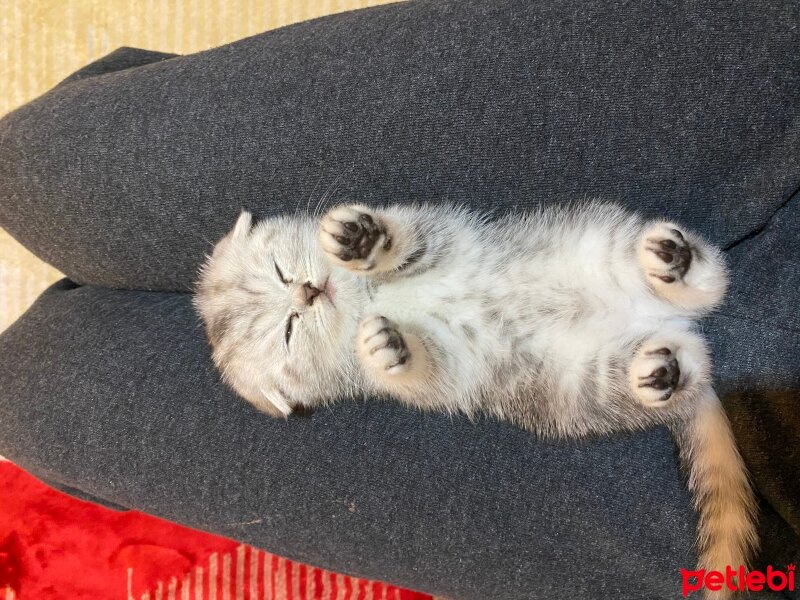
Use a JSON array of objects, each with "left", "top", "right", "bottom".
[
  {"left": 320, "top": 205, "right": 391, "bottom": 272},
  {"left": 638, "top": 223, "right": 728, "bottom": 313},
  {"left": 628, "top": 333, "right": 710, "bottom": 408},
  {"left": 357, "top": 315, "right": 410, "bottom": 375},
  {"left": 642, "top": 226, "right": 692, "bottom": 282},
  {"left": 630, "top": 344, "right": 681, "bottom": 405}
]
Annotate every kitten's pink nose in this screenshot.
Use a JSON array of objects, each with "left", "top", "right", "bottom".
[{"left": 302, "top": 282, "right": 322, "bottom": 305}]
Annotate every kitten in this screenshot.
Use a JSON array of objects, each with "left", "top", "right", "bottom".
[{"left": 196, "top": 202, "right": 756, "bottom": 597}]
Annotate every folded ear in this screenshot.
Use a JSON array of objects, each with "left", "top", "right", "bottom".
[
  {"left": 228, "top": 381, "right": 292, "bottom": 419},
  {"left": 259, "top": 387, "right": 293, "bottom": 418}
]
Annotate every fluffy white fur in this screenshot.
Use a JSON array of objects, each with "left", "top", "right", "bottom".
[{"left": 195, "top": 202, "right": 756, "bottom": 598}]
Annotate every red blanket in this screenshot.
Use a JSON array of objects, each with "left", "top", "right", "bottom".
[{"left": 0, "top": 461, "right": 430, "bottom": 600}]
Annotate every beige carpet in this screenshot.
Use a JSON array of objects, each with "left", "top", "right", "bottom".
[{"left": 0, "top": 0, "right": 399, "bottom": 333}]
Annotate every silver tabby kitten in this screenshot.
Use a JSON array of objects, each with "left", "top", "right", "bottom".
[{"left": 196, "top": 202, "right": 756, "bottom": 598}]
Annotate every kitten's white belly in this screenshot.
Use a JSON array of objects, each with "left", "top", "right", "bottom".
[
  {"left": 366, "top": 261, "right": 694, "bottom": 410},
  {"left": 369, "top": 268, "right": 691, "bottom": 350}
]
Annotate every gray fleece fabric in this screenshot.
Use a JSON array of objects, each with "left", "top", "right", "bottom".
[{"left": 0, "top": 1, "right": 798, "bottom": 598}]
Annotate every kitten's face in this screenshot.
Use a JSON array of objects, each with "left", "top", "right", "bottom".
[{"left": 195, "top": 211, "right": 364, "bottom": 417}]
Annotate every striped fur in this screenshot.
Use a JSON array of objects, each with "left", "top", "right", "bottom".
[{"left": 196, "top": 202, "right": 756, "bottom": 597}]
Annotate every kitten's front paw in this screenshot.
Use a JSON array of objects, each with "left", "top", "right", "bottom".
[
  {"left": 357, "top": 315, "right": 410, "bottom": 375},
  {"left": 638, "top": 223, "right": 728, "bottom": 312},
  {"left": 320, "top": 205, "right": 391, "bottom": 272}
]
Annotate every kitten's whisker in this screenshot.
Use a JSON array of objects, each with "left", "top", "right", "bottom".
[
  {"left": 313, "top": 171, "right": 343, "bottom": 218},
  {"left": 304, "top": 173, "right": 325, "bottom": 215}
]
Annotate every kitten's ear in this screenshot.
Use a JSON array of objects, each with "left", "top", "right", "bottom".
[
  {"left": 231, "top": 210, "right": 253, "bottom": 239},
  {"left": 234, "top": 383, "right": 293, "bottom": 419},
  {"left": 261, "top": 389, "right": 293, "bottom": 418},
  {"left": 210, "top": 210, "right": 253, "bottom": 256}
]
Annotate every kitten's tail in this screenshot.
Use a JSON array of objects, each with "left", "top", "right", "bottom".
[{"left": 672, "top": 389, "right": 758, "bottom": 598}]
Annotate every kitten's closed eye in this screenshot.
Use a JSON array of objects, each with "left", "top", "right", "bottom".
[
  {"left": 274, "top": 260, "right": 292, "bottom": 284},
  {"left": 285, "top": 312, "right": 298, "bottom": 347}
]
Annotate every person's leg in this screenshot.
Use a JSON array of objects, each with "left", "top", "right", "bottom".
[
  {"left": 1, "top": 0, "right": 796, "bottom": 292},
  {"left": 57, "top": 47, "right": 179, "bottom": 86},
  {"left": 0, "top": 282, "right": 702, "bottom": 600}
]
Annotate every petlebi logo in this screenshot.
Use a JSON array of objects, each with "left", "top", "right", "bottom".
[{"left": 681, "top": 564, "right": 796, "bottom": 596}]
